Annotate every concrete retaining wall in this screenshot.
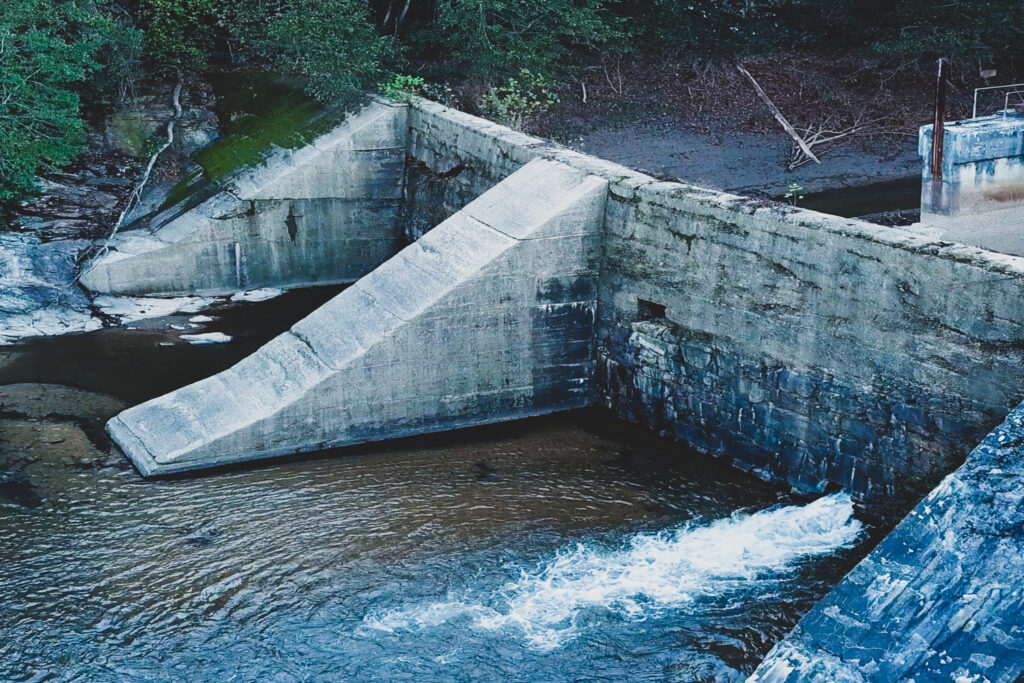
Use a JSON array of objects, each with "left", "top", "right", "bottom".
[
  {"left": 109, "top": 158, "right": 606, "bottom": 474},
  {"left": 596, "top": 185, "right": 1024, "bottom": 507},
  {"left": 81, "top": 100, "right": 408, "bottom": 296},
  {"left": 919, "top": 113, "right": 1024, "bottom": 256},
  {"left": 921, "top": 113, "right": 1024, "bottom": 219},
  {"left": 407, "top": 100, "right": 1024, "bottom": 507}
]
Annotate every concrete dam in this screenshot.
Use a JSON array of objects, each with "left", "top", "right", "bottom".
[{"left": 81, "top": 98, "right": 1024, "bottom": 680}]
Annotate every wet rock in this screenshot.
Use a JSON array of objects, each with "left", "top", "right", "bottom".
[
  {"left": 0, "top": 233, "right": 98, "bottom": 344},
  {"left": 0, "top": 383, "right": 126, "bottom": 423},
  {"left": 104, "top": 86, "right": 220, "bottom": 158},
  {"left": 0, "top": 472, "right": 43, "bottom": 509},
  {"left": 0, "top": 418, "right": 106, "bottom": 468},
  {"left": 21, "top": 178, "right": 121, "bottom": 216}
]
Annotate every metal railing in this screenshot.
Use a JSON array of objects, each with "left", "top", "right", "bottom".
[{"left": 972, "top": 83, "right": 1024, "bottom": 119}]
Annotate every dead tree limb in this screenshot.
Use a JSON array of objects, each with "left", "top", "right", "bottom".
[
  {"left": 786, "top": 116, "right": 885, "bottom": 170},
  {"left": 77, "top": 80, "right": 183, "bottom": 283},
  {"left": 736, "top": 63, "right": 820, "bottom": 166}
]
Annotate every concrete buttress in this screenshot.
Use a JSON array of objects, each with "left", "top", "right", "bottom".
[{"left": 108, "top": 158, "right": 608, "bottom": 475}]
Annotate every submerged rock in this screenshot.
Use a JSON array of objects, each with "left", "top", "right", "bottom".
[
  {"left": 0, "top": 470, "right": 43, "bottom": 509},
  {"left": 0, "top": 383, "right": 126, "bottom": 422}
]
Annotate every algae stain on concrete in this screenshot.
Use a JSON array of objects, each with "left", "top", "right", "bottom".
[{"left": 164, "top": 72, "right": 349, "bottom": 207}]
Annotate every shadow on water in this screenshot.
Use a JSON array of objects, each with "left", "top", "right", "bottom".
[
  {"left": 0, "top": 285, "right": 345, "bottom": 404},
  {"left": 779, "top": 175, "right": 921, "bottom": 218},
  {"left": 0, "top": 283, "right": 881, "bottom": 681}
]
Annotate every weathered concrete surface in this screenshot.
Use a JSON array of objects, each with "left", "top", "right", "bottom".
[
  {"left": 80, "top": 100, "right": 408, "bottom": 296},
  {"left": 109, "top": 158, "right": 607, "bottom": 474},
  {"left": 88, "top": 96, "right": 1024, "bottom": 504},
  {"left": 94, "top": 96, "right": 1024, "bottom": 680},
  {"left": 920, "top": 113, "right": 1024, "bottom": 255},
  {"left": 596, "top": 186, "right": 1024, "bottom": 508},
  {"left": 751, "top": 401, "right": 1024, "bottom": 682},
  {"left": 407, "top": 99, "right": 1024, "bottom": 508}
]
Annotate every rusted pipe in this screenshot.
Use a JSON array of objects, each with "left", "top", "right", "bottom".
[{"left": 931, "top": 58, "right": 948, "bottom": 180}]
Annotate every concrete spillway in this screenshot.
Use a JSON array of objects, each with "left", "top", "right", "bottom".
[
  {"left": 80, "top": 100, "right": 408, "bottom": 296},
  {"left": 109, "top": 158, "right": 607, "bottom": 475},
  {"left": 92, "top": 97, "right": 1024, "bottom": 680}
]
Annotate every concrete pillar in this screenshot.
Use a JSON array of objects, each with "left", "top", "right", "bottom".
[
  {"left": 108, "top": 158, "right": 608, "bottom": 475},
  {"left": 80, "top": 100, "right": 409, "bottom": 296},
  {"left": 919, "top": 112, "right": 1024, "bottom": 255}
]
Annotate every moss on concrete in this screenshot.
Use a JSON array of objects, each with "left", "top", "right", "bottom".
[{"left": 164, "top": 72, "right": 349, "bottom": 207}]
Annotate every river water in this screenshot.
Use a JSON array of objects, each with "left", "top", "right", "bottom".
[{"left": 0, "top": 287, "right": 872, "bottom": 682}]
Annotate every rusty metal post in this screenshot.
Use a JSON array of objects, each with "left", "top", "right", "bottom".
[{"left": 931, "top": 58, "right": 948, "bottom": 180}]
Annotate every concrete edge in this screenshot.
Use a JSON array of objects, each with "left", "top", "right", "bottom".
[
  {"left": 118, "top": 402, "right": 591, "bottom": 477},
  {"left": 409, "top": 97, "right": 1024, "bottom": 278}
]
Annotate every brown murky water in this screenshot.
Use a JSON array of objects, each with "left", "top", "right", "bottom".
[{"left": 0, "top": 287, "right": 871, "bottom": 681}]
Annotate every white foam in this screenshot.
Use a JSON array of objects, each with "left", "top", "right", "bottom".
[
  {"left": 179, "top": 332, "right": 233, "bottom": 345},
  {"left": 230, "top": 288, "right": 283, "bottom": 302},
  {"left": 364, "top": 493, "right": 862, "bottom": 650}
]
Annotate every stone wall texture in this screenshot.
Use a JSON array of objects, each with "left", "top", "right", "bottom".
[
  {"left": 408, "top": 99, "right": 1024, "bottom": 508},
  {"left": 752, "top": 403, "right": 1024, "bottom": 682}
]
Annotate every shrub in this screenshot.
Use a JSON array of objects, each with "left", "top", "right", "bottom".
[
  {"left": 133, "top": 0, "right": 223, "bottom": 75},
  {"left": 479, "top": 69, "right": 558, "bottom": 131},
  {"left": 264, "top": 0, "right": 399, "bottom": 106},
  {"left": 0, "top": 0, "right": 140, "bottom": 202},
  {"left": 426, "top": 0, "right": 629, "bottom": 82}
]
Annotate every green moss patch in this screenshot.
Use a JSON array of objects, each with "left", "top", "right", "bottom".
[{"left": 163, "top": 71, "right": 351, "bottom": 209}]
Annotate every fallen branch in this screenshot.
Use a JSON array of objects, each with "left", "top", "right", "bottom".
[
  {"left": 736, "top": 63, "right": 820, "bottom": 166},
  {"left": 786, "top": 115, "right": 886, "bottom": 170},
  {"left": 603, "top": 56, "right": 624, "bottom": 96},
  {"left": 77, "top": 80, "right": 182, "bottom": 283}
]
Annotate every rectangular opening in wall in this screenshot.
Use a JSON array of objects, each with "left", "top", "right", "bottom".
[{"left": 637, "top": 298, "right": 667, "bottom": 320}]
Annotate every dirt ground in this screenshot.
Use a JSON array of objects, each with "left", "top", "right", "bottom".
[
  {"left": 529, "top": 51, "right": 1017, "bottom": 195},
  {"left": 556, "top": 119, "right": 919, "bottom": 195}
]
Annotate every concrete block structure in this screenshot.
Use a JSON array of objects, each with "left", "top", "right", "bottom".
[
  {"left": 109, "top": 158, "right": 606, "bottom": 474},
  {"left": 80, "top": 100, "right": 408, "bottom": 296},
  {"left": 920, "top": 112, "right": 1024, "bottom": 254}
]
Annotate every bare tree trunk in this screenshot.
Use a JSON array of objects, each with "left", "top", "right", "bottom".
[
  {"left": 77, "top": 80, "right": 183, "bottom": 283},
  {"left": 736, "top": 63, "right": 820, "bottom": 166}
]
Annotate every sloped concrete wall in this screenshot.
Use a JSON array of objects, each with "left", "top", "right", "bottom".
[
  {"left": 109, "top": 159, "right": 606, "bottom": 474},
  {"left": 80, "top": 100, "right": 408, "bottom": 296},
  {"left": 752, "top": 401, "right": 1024, "bottom": 682}
]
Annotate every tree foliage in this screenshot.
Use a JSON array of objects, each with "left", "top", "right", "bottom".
[
  {"left": 263, "top": 0, "right": 398, "bottom": 104},
  {"left": 4, "top": 0, "right": 1024, "bottom": 203},
  {"left": 424, "top": 0, "right": 629, "bottom": 80},
  {"left": 131, "top": 0, "right": 224, "bottom": 75},
  {"left": 0, "top": 0, "right": 141, "bottom": 202}
]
